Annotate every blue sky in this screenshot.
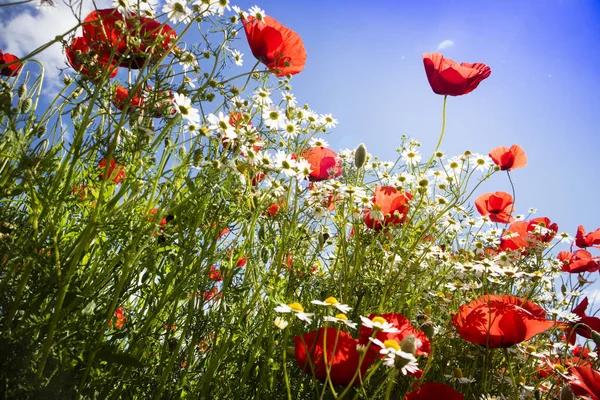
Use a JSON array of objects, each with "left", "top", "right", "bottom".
[
  {"left": 1, "top": 0, "right": 599, "bottom": 295},
  {"left": 229, "top": 0, "right": 600, "bottom": 239}
]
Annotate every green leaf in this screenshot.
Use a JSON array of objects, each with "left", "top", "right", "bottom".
[{"left": 97, "top": 351, "right": 144, "bottom": 369}]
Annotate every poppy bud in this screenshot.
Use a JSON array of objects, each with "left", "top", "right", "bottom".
[
  {"left": 420, "top": 321, "right": 435, "bottom": 339},
  {"left": 591, "top": 329, "right": 600, "bottom": 347},
  {"left": 560, "top": 384, "right": 574, "bottom": 400},
  {"left": 179, "top": 145, "right": 187, "bottom": 158},
  {"left": 400, "top": 335, "right": 419, "bottom": 356},
  {"left": 354, "top": 143, "right": 367, "bottom": 169},
  {"left": 17, "top": 83, "right": 26, "bottom": 98},
  {"left": 19, "top": 98, "right": 32, "bottom": 113}
]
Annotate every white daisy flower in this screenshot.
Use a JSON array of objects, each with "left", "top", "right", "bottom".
[
  {"left": 162, "top": 0, "right": 192, "bottom": 23},
  {"left": 319, "top": 113, "right": 338, "bottom": 129},
  {"left": 295, "top": 159, "right": 313, "bottom": 180},
  {"left": 274, "top": 151, "right": 297, "bottom": 177},
  {"left": 262, "top": 104, "right": 287, "bottom": 130},
  {"left": 273, "top": 317, "right": 288, "bottom": 330},
  {"left": 282, "top": 91, "right": 297, "bottom": 107},
  {"left": 308, "top": 138, "right": 328, "bottom": 148},
  {"left": 310, "top": 297, "right": 351, "bottom": 313},
  {"left": 323, "top": 314, "right": 357, "bottom": 329},
  {"left": 360, "top": 315, "right": 399, "bottom": 333},
  {"left": 173, "top": 93, "right": 200, "bottom": 124},
  {"left": 274, "top": 302, "right": 313, "bottom": 323},
  {"left": 230, "top": 49, "right": 243, "bottom": 66},
  {"left": 248, "top": 5, "right": 266, "bottom": 21}
]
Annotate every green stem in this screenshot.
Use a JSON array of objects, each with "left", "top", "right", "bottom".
[{"left": 422, "top": 95, "right": 448, "bottom": 173}]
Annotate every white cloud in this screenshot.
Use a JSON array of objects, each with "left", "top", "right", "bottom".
[
  {"left": 436, "top": 39, "right": 455, "bottom": 51},
  {"left": 0, "top": 0, "right": 111, "bottom": 92}
]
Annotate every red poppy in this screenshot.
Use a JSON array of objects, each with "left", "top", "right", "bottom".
[
  {"left": 500, "top": 221, "right": 530, "bottom": 251},
  {"left": 422, "top": 53, "right": 491, "bottom": 96},
  {"left": 452, "top": 295, "right": 554, "bottom": 348},
  {"left": 405, "top": 382, "right": 464, "bottom": 400},
  {"left": 65, "top": 36, "right": 118, "bottom": 80},
  {"left": 113, "top": 85, "right": 144, "bottom": 111},
  {"left": 363, "top": 186, "right": 412, "bottom": 230},
  {"left": 359, "top": 312, "right": 431, "bottom": 356},
  {"left": 236, "top": 257, "right": 247, "bottom": 268},
  {"left": 109, "top": 306, "right": 126, "bottom": 329},
  {"left": 294, "top": 327, "right": 377, "bottom": 386},
  {"left": 575, "top": 225, "right": 600, "bottom": 248},
  {"left": 302, "top": 147, "right": 343, "bottom": 182},
  {"left": 563, "top": 297, "right": 600, "bottom": 345},
  {"left": 149, "top": 207, "right": 168, "bottom": 230},
  {"left": 0, "top": 50, "right": 23, "bottom": 77},
  {"left": 82, "top": 9, "right": 177, "bottom": 70},
  {"left": 558, "top": 250, "right": 600, "bottom": 274},
  {"left": 203, "top": 287, "right": 219, "bottom": 302},
  {"left": 569, "top": 366, "right": 600, "bottom": 400},
  {"left": 489, "top": 144, "right": 527, "bottom": 171},
  {"left": 98, "top": 158, "right": 125, "bottom": 184},
  {"left": 527, "top": 217, "right": 558, "bottom": 243},
  {"left": 501, "top": 218, "right": 558, "bottom": 251},
  {"left": 208, "top": 266, "right": 222, "bottom": 282},
  {"left": 474, "top": 192, "right": 514, "bottom": 224},
  {"left": 243, "top": 16, "right": 306, "bottom": 76},
  {"left": 265, "top": 200, "right": 286, "bottom": 217}
]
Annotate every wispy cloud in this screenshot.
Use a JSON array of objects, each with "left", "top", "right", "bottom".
[
  {"left": 0, "top": 0, "right": 111, "bottom": 92},
  {"left": 436, "top": 39, "right": 455, "bottom": 51}
]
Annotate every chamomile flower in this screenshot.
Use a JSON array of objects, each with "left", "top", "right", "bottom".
[
  {"left": 162, "top": 0, "right": 192, "bottom": 23},
  {"left": 273, "top": 317, "right": 288, "bottom": 330},
  {"left": 323, "top": 314, "right": 357, "bottom": 329},
  {"left": 173, "top": 93, "right": 200, "bottom": 124},
  {"left": 471, "top": 153, "right": 492, "bottom": 172},
  {"left": 231, "top": 5, "right": 248, "bottom": 19},
  {"left": 248, "top": 5, "right": 266, "bottom": 21},
  {"left": 206, "top": 112, "right": 235, "bottom": 138},
  {"left": 295, "top": 159, "right": 313, "bottom": 180},
  {"left": 309, "top": 137, "right": 329, "bottom": 148},
  {"left": 401, "top": 148, "right": 422, "bottom": 166},
  {"left": 360, "top": 315, "right": 399, "bottom": 333},
  {"left": 253, "top": 88, "right": 272, "bottom": 106},
  {"left": 282, "top": 91, "right": 297, "bottom": 107},
  {"left": 230, "top": 49, "right": 243, "bottom": 66},
  {"left": 274, "top": 151, "right": 297, "bottom": 177},
  {"left": 310, "top": 297, "right": 352, "bottom": 313},
  {"left": 319, "top": 113, "right": 338, "bottom": 129},
  {"left": 368, "top": 338, "right": 418, "bottom": 369},
  {"left": 263, "top": 105, "right": 287, "bottom": 130},
  {"left": 274, "top": 302, "right": 313, "bottom": 323}
]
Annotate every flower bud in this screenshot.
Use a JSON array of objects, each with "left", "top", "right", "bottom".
[
  {"left": 19, "top": 98, "right": 32, "bottom": 113},
  {"left": 354, "top": 143, "right": 367, "bottom": 169},
  {"left": 420, "top": 321, "right": 435, "bottom": 339},
  {"left": 591, "top": 329, "right": 600, "bottom": 347},
  {"left": 453, "top": 367, "right": 463, "bottom": 379},
  {"left": 560, "top": 384, "right": 574, "bottom": 400},
  {"left": 17, "top": 83, "right": 26, "bottom": 98},
  {"left": 400, "top": 335, "right": 419, "bottom": 356}
]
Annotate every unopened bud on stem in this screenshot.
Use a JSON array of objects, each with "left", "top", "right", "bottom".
[{"left": 354, "top": 143, "right": 367, "bottom": 169}]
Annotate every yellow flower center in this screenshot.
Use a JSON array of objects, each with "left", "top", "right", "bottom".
[
  {"left": 335, "top": 313, "right": 348, "bottom": 320},
  {"left": 553, "top": 364, "right": 566, "bottom": 374},
  {"left": 525, "top": 345, "right": 537, "bottom": 353},
  {"left": 325, "top": 297, "right": 339, "bottom": 305},
  {"left": 383, "top": 340, "right": 400, "bottom": 351},
  {"left": 288, "top": 302, "right": 304, "bottom": 312},
  {"left": 371, "top": 316, "right": 387, "bottom": 325}
]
